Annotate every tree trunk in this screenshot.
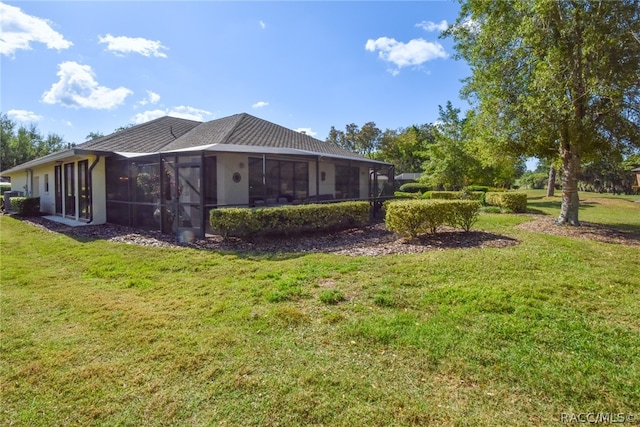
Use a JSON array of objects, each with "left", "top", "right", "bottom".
[
  {"left": 546, "top": 165, "right": 556, "bottom": 197},
  {"left": 557, "top": 146, "right": 580, "bottom": 226}
]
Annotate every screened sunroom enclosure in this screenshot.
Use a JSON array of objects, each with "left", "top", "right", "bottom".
[{"left": 105, "top": 149, "right": 393, "bottom": 239}]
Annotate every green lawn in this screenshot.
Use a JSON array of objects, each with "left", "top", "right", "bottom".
[{"left": 1, "top": 193, "right": 639, "bottom": 426}]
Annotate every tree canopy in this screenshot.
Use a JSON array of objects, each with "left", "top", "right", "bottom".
[
  {"left": 1, "top": 114, "right": 66, "bottom": 172},
  {"left": 448, "top": 0, "right": 640, "bottom": 224}
]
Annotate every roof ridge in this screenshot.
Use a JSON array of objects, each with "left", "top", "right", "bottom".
[
  {"left": 79, "top": 116, "right": 202, "bottom": 150},
  {"left": 217, "top": 113, "right": 248, "bottom": 144}
]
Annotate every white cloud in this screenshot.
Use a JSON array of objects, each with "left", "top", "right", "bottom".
[
  {"left": 365, "top": 37, "right": 448, "bottom": 75},
  {"left": 98, "top": 34, "right": 168, "bottom": 58},
  {"left": 7, "top": 109, "right": 43, "bottom": 122},
  {"left": 294, "top": 128, "right": 317, "bottom": 137},
  {"left": 252, "top": 101, "right": 269, "bottom": 109},
  {"left": 41, "top": 61, "right": 133, "bottom": 109},
  {"left": 0, "top": 2, "right": 72, "bottom": 56},
  {"left": 132, "top": 106, "right": 214, "bottom": 124},
  {"left": 259, "top": 20, "right": 266, "bottom": 30},
  {"left": 138, "top": 90, "right": 161, "bottom": 106},
  {"left": 415, "top": 20, "right": 449, "bottom": 32}
]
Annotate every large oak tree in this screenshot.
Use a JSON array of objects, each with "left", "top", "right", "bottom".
[{"left": 449, "top": 0, "right": 640, "bottom": 224}]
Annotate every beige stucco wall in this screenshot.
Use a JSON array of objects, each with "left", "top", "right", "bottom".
[
  {"left": 216, "top": 153, "right": 249, "bottom": 206},
  {"left": 5, "top": 155, "right": 107, "bottom": 223},
  {"left": 318, "top": 162, "right": 335, "bottom": 196},
  {"left": 91, "top": 156, "right": 107, "bottom": 224},
  {"left": 31, "top": 164, "right": 55, "bottom": 214},
  {"left": 7, "top": 172, "right": 27, "bottom": 196}
]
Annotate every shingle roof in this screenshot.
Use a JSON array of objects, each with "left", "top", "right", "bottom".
[
  {"left": 77, "top": 116, "right": 201, "bottom": 153},
  {"left": 163, "top": 113, "right": 371, "bottom": 161},
  {"left": 1, "top": 113, "right": 389, "bottom": 175}
]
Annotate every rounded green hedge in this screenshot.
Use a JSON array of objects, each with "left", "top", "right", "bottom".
[
  {"left": 384, "top": 199, "right": 481, "bottom": 237},
  {"left": 484, "top": 192, "right": 527, "bottom": 213},
  {"left": 210, "top": 201, "right": 370, "bottom": 239}
]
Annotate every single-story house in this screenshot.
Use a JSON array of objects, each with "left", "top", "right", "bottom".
[{"left": 1, "top": 113, "right": 394, "bottom": 238}]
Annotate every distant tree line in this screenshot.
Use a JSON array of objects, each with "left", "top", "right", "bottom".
[
  {"left": 0, "top": 113, "right": 66, "bottom": 172},
  {"left": 326, "top": 102, "right": 526, "bottom": 190}
]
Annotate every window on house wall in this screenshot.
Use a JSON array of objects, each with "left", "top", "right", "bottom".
[
  {"left": 44, "top": 174, "right": 49, "bottom": 193},
  {"left": 78, "top": 160, "right": 90, "bottom": 220},
  {"left": 253, "top": 158, "right": 309, "bottom": 202},
  {"left": 335, "top": 164, "right": 360, "bottom": 199}
]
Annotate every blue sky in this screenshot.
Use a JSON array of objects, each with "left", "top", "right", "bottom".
[{"left": 1, "top": 1, "right": 470, "bottom": 145}]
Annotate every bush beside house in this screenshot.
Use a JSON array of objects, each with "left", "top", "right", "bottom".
[
  {"left": 210, "top": 201, "right": 370, "bottom": 239},
  {"left": 8, "top": 197, "right": 41, "bottom": 216}
]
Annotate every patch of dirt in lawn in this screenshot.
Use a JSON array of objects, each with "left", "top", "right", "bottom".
[
  {"left": 516, "top": 215, "right": 640, "bottom": 246},
  {"left": 20, "top": 216, "right": 519, "bottom": 256}
]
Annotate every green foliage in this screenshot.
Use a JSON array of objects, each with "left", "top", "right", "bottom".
[
  {"left": 398, "top": 182, "right": 431, "bottom": 193},
  {"left": 393, "top": 191, "right": 421, "bottom": 199},
  {"left": 326, "top": 122, "right": 381, "bottom": 158},
  {"left": 318, "top": 289, "right": 345, "bottom": 305},
  {"left": 466, "top": 185, "right": 489, "bottom": 192},
  {"left": 210, "top": 202, "right": 370, "bottom": 239},
  {"left": 517, "top": 171, "right": 549, "bottom": 190},
  {"left": 460, "top": 190, "right": 486, "bottom": 205},
  {"left": 480, "top": 206, "right": 502, "bottom": 214},
  {"left": 9, "top": 197, "right": 40, "bottom": 216},
  {"left": 429, "top": 191, "right": 462, "bottom": 200},
  {"left": 376, "top": 124, "right": 436, "bottom": 173},
  {"left": 209, "top": 208, "right": 260, "bottom": 238},
  {"left": 448, "top": 0, "right": 640, "bottom": 223},
  {"left": 449, "top": 200, "right": 482, "bottom": 231},
  {"left": 384, "top": 199, "right": 481, "bottom": 237},
  {"left": 0, "top": 182, "right": 10, "bottom": 195},
  {"left": 485, "top": 192, "right": 527, "bottom": 213},
  {"left": 1, "top": 113, "right": 66, "bottom": 172}
]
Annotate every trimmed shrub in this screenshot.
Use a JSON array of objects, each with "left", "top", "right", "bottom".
[
  {"left": 485, "top": 192, "right": 527, "bottom": 213},
  {"left": 420, "top": 191, "right": 433, "bottom": 199},
  {"left": 209, "top": 201, "right": 370, "bottom": 239},
  {"left": 394, "top": 191, "right": 421, "bottom": 199},
  {"left": 9, "top": 197, "right": 40, "bottom": 216},
  {"left": 398, "top": 182, "right": 430, "bottom": 193},
  {"left": 460, "top": 190, "right": 486, "bottom": 205},
  {"left": 430, "top": 191, "right": 462, "bottom": 200},
  {"left": 384, "top": 199, "right": 481, "bottom": 237},
  {"left": 209, "top": 208, "right": 261, "bottom": 238},
  {"left": 448, "top": 200, "right": 482, "bottom": 232},
  {"left": 466, "top": 185, "right": 490, "bottom": 192}
]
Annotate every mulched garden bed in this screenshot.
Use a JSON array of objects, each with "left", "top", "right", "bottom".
[
  {"left": 515, "top": 215, "right": 640, "bottom": 246},
  {"left": 18, "top": 214, "right": 638, "bottom": 256},
  {"left": 20, "top": 216, "right": 518, "bottom": 256}
]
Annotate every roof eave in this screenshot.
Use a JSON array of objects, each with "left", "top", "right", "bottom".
[{"left": 161, "top": 143, "right": 393, "bottom": 165}]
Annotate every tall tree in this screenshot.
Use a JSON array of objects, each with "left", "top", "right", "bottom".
[
  {"left": 377, "top": 124, "right": 436, "bottom": 173},
  {"left": 0, "top": 114, "right": 66, "bottom": 171},
  {"left": 449, "top": 0, "right": 640, "bottom": 225},
  {"left": 423, "top": 102, "right": 483, "bottom": 190},
  {"left": 326, "top": 122, "right": 381, "bottom": 157}
]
